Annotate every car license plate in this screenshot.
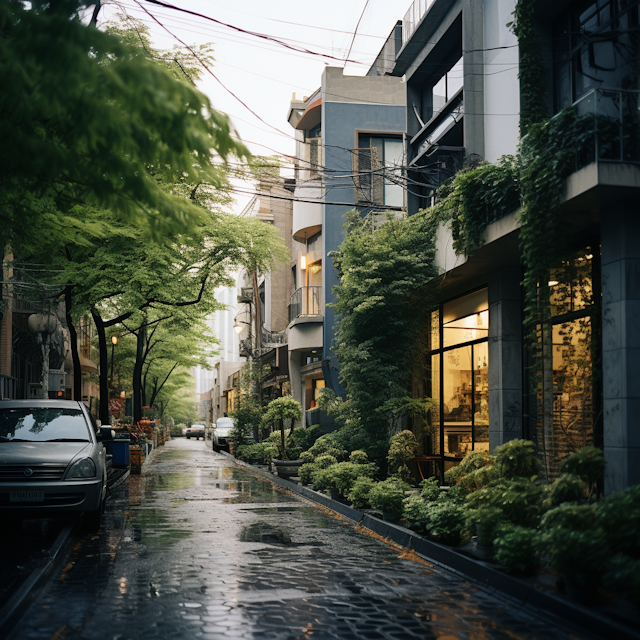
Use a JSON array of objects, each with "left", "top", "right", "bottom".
[{"left": 10, "top": 491, "right": 44, "bottom": 503}]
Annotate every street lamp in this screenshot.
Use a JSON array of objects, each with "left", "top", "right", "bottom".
[
  {"left": 110, "top": 334, "right": 118, "bottom": 389},
  {"left": 233, "top": 322, "right": 244, "bottom": 335}
]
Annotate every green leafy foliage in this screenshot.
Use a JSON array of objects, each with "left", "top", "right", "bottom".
[
  {"left": 1, "top": 1, "right": 247, "bottom": 244},
  {"left": 466, "top": 507, "right": 505, "bottom": 546},
  {"left": 559, "top": 446, "right": 605, "bottom": 497},
  {"left": 419, "top": 477, "right": 441, "bottom": 502},
  {"left": 466, "top": 478, "right": 545, "bottom": 528},
  {"left": 494, "top": 439, "right": 540, "bottom": 479},
  {"left": 542, "top": 474, "right": 586, "bottom": 510},
  {"left": 368, "top": 478, "right": 410, "bottom": 514},
  {"left": 494, "top": 525, "right": 540, "bottom": 574},
  {"left": 440, "top": 158, "right": 521, "bottom": 255},
  {"left": 596, "top": 484, "right": 640, "bottom": 559},
  {"left": 387, "top": 430, "right": 419, "bottom": 482},
  {"left": 459, "top": 465, "right": 499, "bottom": 493},
  {"left": 318, "top": 462, "right": 378, "bottom": 496},
  {"left": 459, "top": 451, "right": 495, "bottom": 474},
  {"left": 261, "top": 397, "right": 303, "bottom": 460},
  {"left": 424, "top": 503, "right": 469, "bottom": 546},
  {"left": 299, "top": 462, "right": 318, "bottom": 485},
  {"left": 330, "top": 209, "right": 439, "bottom": 458},
  {"left": 349, "top": 450, "right": 369, "bottom": 464},
  {"left": 348, "top": 477, "right": 377, "bottom": 509}
]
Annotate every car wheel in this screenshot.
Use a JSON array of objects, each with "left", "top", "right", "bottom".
[
  {"left": 213, "top": 443, "right": 219, "bottom": 452},
  {"left": 187, "top": 435, "right": 191, "bottom": 439}
]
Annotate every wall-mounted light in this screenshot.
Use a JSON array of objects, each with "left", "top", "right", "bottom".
[
  {"left": 548, "top": 280, "right": 559, "bottom": 287},
  {"left": 233, "top": 323, "right": 244, "bottom": 335},
  {"left": 300, "top": 254, "right": 307, "bottom": 270}
]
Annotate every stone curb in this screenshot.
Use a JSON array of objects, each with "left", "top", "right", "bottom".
[
  {"left": 220, "top": 451, "right": 640, "bottom": 640},
  {"left": 0, "top": 516, "right": 80, "bottom": 636}
]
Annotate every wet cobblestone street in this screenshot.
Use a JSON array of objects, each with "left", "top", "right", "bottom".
[{"left": 10, "top": 439, "right": 589, "bottom": 640}]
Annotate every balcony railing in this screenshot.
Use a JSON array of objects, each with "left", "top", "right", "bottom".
[
  {"left": 262, "top": 327, "right": 287, "bottom": 347},
  {"left": 572, "top": 89, "right": 640, "bottom": 167},
  {"left": 289, "top": 286, "right": 322, "bottom": 322},
  {"left": 402, "top": 0, "right": 436, "bottom": 46}
]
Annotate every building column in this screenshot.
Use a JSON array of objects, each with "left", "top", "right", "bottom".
[
  {"left": 488, "top": 267, "right": 523, "bottom": 450},
  {"left": 288, "top": 350, "right": 304, "bottom": 428},
  {"left": 601, "top": 203, "right": 640, "bottom": 493}
]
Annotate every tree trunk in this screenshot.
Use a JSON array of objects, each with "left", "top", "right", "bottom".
[
  {"left": 280, "top": 418, "right": 286, "bottom": 460},
  {"left": 90, "top": 309, "right": 110, "bottom": 425},
  {"left": 133, "top": 323, "right": 146, "bottom": 424},
  {"left": 64, "top": 286, "right": 82, "bottom": 400}
]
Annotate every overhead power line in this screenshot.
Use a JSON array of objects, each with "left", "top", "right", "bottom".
[{"left": 140, "top": 0, "right": 365, "bottom": 65}]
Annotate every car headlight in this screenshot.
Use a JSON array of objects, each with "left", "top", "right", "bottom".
[{"left": 67, "top": 457, "right": 96, "bottom": 479}]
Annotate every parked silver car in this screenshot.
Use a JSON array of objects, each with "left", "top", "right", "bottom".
[
  {"left": 0, "top": 400, "right": 108, "bottom": 530},
  {"left": 212, "top": 417, "right": 235, "bottom": 452}
]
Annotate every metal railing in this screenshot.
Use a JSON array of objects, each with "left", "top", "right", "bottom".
[
  {"left": 0, "top": 374, "right": 17, "bottom": 400},
  {"left": 262, "top": 327, "right": 287, "bottom": 347},
  {"left": 402, "top": 0, "right": 436, "bottom": 46},
  {"left": 572, "top": 89, "right": 640, "bottom": 167},
  {"left": 289, "top": 286, "right": 322, "bottom": 322}
]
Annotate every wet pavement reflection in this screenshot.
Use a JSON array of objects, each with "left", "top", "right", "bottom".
[{"left": 10, "top": 439, "right": 589, "bottom": 640}]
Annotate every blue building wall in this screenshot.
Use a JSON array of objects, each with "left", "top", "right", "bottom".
[{"left": 321, "top": 101, "right": 406, "bottom": 395}]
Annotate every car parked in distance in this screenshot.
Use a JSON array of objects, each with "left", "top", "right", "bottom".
[
  {"left": 186, "top": 424, "right": 206, "bottom": 440},
  {"left": 212, "top": 417, "right": 235, "bottom": 452},
  {"left": 0, "top": 399, "right": 108, "bottom": 530}
]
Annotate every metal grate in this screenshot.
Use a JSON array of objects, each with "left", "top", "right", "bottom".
[{"left": 0, "top": 464, "right": 67, "bottom": 482}]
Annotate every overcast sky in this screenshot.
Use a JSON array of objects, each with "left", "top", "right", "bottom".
[{"left": 102, "top": 0, "right": 413, "bottom": 212}]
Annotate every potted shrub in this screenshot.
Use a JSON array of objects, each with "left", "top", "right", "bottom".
[
  {"left": 494, "top": 525, "right": 540, "bottom": 574},
  {"left": 261, "top": 397, "right": 303, "bottom": 477},
  {"left": 348, "top": 476, "right": 376, "bottom": 509},
  {"left": 559, "top": 446, "right": 605, "bottom": 499},
  {"left": 466, "top": 506, "right": 505, "bottom": 558},
  {"left": 424, "top": 502, "right": 468, "bottom": 546},
  {"left": 369, "top": 478, "right": 410, "bottom": 522},
  {"left": 328, "top": 461, "right": 377, "bottom": 497},
  {"left": 387, "top": 430, "right": 418, "bottom": 483}
]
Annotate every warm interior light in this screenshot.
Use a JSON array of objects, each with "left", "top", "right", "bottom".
[
  {"left": 233, "top": 323, "right": 244, "bottom": 335},
  {"left": 111, "top": 335, "right": 118, "bottom": 345},
  {"left": 300, "top": 254, "right": 307, "bottom": 270},
  {"left": 585, "top": 253, "right": 593, "bottom": 260},
  {"left": 548, "top": 280, "right": 559, "bottom": 287}
]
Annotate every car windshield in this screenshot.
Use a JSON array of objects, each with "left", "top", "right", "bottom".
[
  {"left": 216, "top": 419, "right": 234, "bottom": 435},
  {"left": 0, "top": 408, "right": 91, "bottom": 443}
]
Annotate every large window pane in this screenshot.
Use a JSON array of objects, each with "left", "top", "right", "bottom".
[
  {"left": 473, "top": 342, "right": 490, "bottom": 451},
  {"left": 443, "top": 346, "right": 473, "bottom": 456}
]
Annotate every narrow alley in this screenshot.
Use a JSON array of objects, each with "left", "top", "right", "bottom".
[{"left": 10, "top": 439, "right": 587, "bottom": 640}]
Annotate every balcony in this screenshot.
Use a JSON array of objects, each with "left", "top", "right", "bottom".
[
  {"left": 289, "top": 286, "right": 322, "bottom": 323},
  {"left": 572, "top": 89, "right": 640, "bottom": 168},
  {"left": 292, "top": 184, "right": 323, "bottom": 241},
  {"left": 262, "top": 327, "right": 287, "bottom": 347},
  {"left": 402, "top": 0, "right": 436, "bottom": 46}
]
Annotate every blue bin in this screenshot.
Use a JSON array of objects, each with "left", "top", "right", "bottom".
[{"left": 112, "top": 440, "right": 130, "bottom": 467}]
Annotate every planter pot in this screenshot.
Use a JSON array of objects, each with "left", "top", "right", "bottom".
[{"left": 273, "top": 459, "right": 303, "bottom": 479}]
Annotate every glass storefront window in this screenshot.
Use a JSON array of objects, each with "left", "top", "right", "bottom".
[{"left": 424, "top": 288, "right": 490, "bottom": 467}]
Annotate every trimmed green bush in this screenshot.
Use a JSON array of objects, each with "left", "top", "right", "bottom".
[
  {"left": 542, "top": 474, "right": 586, "bottom": 510},
  {"left": 348, "top": 476, "right": 376, "bottom": 509},
  {"left": 419, "top": 477, "right": 441, "bottom": 502},
  {"left": 326, "top": 461, "right": 377, "bottom": 495},
  {"left": 424, "top": 503, "right": 468, "bottom": 545},
  {"left": 315, "top": 454, "right": 338, "bottom": 469},
  {"left": 299, "top": 462, "right": 318, "bottom": 485},
  {"left": 494, "top": 525, "right": 540, "bottom": 574},
  {"left": 494, "top": 439, "right": 540, "bottom": 479},
  {"left": 369, "top": 478, "right": 410, "bottom": 514},
  {"left": 466, "top": 478, "right": 544, "bottom": 527},
  {"left": 300, "top": 451, "right": 315, "bottom": 464},
  {"left": 388, "top": 430, "right": 419, "bottom": 482},
  {"left": 459, "top": 465, "right": 498, "bottom": 492},
  {"left": 459, "top": 450, "right": 494, "bottom": 474},
  {"left": 559, "top": 446, "right": 604, "bottom": 496},
  {"left": 466, "top": 506, "right": 505, "bottom": 546},
  {"left": 596, "top": 484, "right": 640, "bottom": 559},
  {"left": 349, "top": 450, "right": 369, "bottom": 464},
  {"left": 444, "top": 464, "right": 465, "bottom": 486},
  {"left": 402, "top": 495, "right": 431, "bottom": 534}
]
